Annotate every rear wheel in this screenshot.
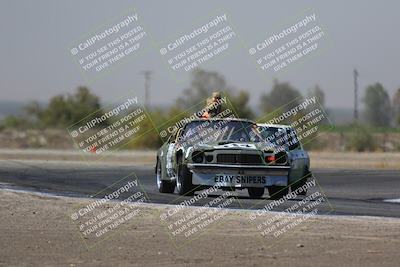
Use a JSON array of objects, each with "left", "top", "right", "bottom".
[
  {"left": 247, "top": 187, "right": 265, "bottom": 198},
  {"left": 156, "top": 159, "right": 175, "bottom": 193},
  {"left": 176, "top": 159, "right": 194, "bottom": 196},
  {"left": 268, "top": 186, "right": 289, "bottom": 200},
  {"left": 290, "top": 167, "right": 312, "bottom": 196}
]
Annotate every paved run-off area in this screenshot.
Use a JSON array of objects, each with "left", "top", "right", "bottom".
[{"left": 0, "top": 159, "right": 399, "bottom": 217}]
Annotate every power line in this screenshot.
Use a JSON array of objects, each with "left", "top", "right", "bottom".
[{"left": 353, "top": 68, "right": 359, "bottom": 122}]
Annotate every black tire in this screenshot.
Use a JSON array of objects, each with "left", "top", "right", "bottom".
[
  {"left": 176, "top": 160, "right": 194, "bottom": 196},
  {"left": 290, "top": 168, "right": 312, "bottom": 196},
  {"left": 156, "top": 159, "right": 175, "bottom": 193},
  {"left": 268, "top": 186, "right": 289, "bottom": 200},
  {"left": 247, "top": 187, "right": 265, "bottom": 198}
]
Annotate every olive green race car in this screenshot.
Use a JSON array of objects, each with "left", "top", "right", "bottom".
[{"left": 155, "top": 118, "right": 310, "bottom": 199}]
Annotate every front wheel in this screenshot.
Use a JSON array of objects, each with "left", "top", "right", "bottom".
[
  {"left": 176, "top": 161, "right": 194, "bottom": 196},
  {"left": 268, "top": 186, "right": 289, "bottom": 200},
  {"left": 247, "top": 187, "right": 265, "bottom": 198},
  {"left": 156, "top": 160, "right": 175, "bottom": 193}
]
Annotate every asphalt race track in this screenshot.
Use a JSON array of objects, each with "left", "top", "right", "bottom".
[{"left": 0, "top": 160, "right": 399, "bottom": 218}]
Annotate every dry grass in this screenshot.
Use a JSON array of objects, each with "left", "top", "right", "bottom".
[{"left": 310, "top": 152, "right": 400, "bottom": 169}]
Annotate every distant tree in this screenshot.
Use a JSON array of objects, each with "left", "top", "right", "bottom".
[
  {"left": 363, "top": 83, "right": 391, "bottom": 127},
  {"left": 67, "top": 86, "right": 101, "bottom": 124},
  {"left": 176, "top": 69, "right": 254, "bottom": 119},
  {"left": 226, "top": 90, "right": 255, "bottom": 119},
  {"left": 393, "top": 88, "right": 400, "bottom": 126},
  {"left": 0, "top": 116, "right": 28, "bottom": 129},
  {"left": 42, "top": 95, "right": 71, "bottom": 127},
  {"left": 346, "top": 125, "right": 376, "bottom": 152},
  {"left": 177, "top": 69, "right": 227, "bottom": 109},
  {"left": 309, "top": 85, "right": 325, "bottom": 107},
  {"left": 24, "top": 101, "right": 43, "bottom": 118},
  {"left": 127, "top": 109, "right": 168, "bottom": 149},
  {"left": 21, "top": 101, "right": 44, "bottom": 127},
  {"left": 259, "top": 80, "right": 302, "bottom": 119},
  {"left": 25, "top": 86, "right": 102, "bottom": 128}
]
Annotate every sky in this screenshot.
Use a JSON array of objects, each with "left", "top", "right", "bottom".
[{"left": 0, "top": 0, "right": 399, "bottom": 109}]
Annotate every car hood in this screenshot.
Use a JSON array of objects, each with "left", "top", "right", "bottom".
[{"left": 194, "top": 141, "right": 278, "bottom": 152}]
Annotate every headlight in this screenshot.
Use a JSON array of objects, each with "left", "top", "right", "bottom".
[
  {"left": 192, "top": 151, "right": 204, "bottom": 163},
  {"left": 205, "top": 155, "right": 214, "bottom": 162}
]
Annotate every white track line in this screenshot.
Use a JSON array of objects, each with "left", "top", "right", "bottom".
[{"left": 383, "top": 199, "right": 400, "bottom": 204}]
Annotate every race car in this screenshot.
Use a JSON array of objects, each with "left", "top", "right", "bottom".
[
  {"left": 155, "top": 118, "right": 296, "bottom": 199},
  {"left": 257, "top": 123, "right": 312, "bottom": 195}
]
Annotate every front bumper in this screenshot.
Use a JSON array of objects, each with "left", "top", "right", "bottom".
[{"left": 187, "top": 163, "right": 290, "bottom": 188}]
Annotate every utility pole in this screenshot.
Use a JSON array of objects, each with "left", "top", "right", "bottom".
[
  {"left": 353, "top": 68, "right": 359, "bottom": 122},
  {"left": 141, "top": 70, "right": 152, "bottom": 108}
]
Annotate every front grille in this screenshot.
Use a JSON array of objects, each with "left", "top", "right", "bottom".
[{"left": 217, "top": 154, "right": 262, "bottom": 165}]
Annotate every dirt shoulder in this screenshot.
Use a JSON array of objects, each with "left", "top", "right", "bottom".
[
  {"left": 1, "top": 189, "right": 399, "bottom": 267},
  {"left": 310, "top": 151, "right": 400, "bottom": 170},
  {"left": 0, "top": 149, "right": 155, "bottom": 165}
]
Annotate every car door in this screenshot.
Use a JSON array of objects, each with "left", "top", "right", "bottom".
[
  {"left": 287, "top": 128, "right": 305, "bottom": 183},
  {"left": 291, "top": 129, "right": 310, "bottom": 177}
]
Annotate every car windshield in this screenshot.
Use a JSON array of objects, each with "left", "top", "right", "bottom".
[
  {"left": 258, "top": 126, "right": 286, "bottom": 145},
  {"left": 179, "top": 120, "right": 263, "bottom": 146},
  {"left": 257, "top": 126, "right": 291, "bottom": 151}
]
